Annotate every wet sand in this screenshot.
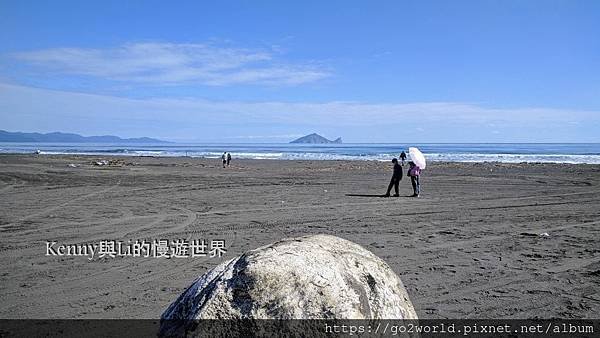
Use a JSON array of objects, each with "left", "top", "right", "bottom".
[{"left": 1, "top": 154, "right": 599, "bottom": 319}]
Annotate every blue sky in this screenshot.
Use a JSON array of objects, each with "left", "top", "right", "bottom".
[{"left": 1, "top": 0, "right": 599, "bottom": 142}]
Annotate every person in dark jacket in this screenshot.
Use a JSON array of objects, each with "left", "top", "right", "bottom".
[
  {"left": 384, "top": 158, "right": 403, "bottom": 197},
  {"left": 399, "top": 151, "right": 407, "bottom": 165}
]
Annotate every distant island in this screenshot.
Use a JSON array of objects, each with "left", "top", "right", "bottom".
[
  {"left": 290, "top": 133, "right": 342, "bottom": 144},
  {"left": 0, "top": 130, "right": 168, "bottom": 143}
]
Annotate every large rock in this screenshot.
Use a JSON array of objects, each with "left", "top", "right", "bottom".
[{"left": 160, "top": 234, "right": 417, "bottom": 334}]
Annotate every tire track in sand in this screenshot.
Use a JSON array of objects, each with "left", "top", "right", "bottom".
[{"left": 0, "top": 182, "right": 122, "bottom": 231}]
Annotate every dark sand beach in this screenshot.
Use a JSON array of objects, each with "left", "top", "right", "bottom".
[{"left": 1, "top": 154, "right": 599, "bottom": 319}]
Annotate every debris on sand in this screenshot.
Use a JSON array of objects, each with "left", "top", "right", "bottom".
[
  {"left": 93, "top": 160, "right": 109, "bottom": 166},
  {"left": 91, "top": 159, "right": 132, "bottom": 166}
]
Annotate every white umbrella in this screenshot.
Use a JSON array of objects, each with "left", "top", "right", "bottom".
[{"left": 409, "top": 147, "right": 426, "bottom": 169}]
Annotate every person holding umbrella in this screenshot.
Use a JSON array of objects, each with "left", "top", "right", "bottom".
[
  {"left": 407, "top": 147, "right": 426, "bottom": 197},
  {"left": 407, "top": 161, "right": 421, "bottom": 197}
]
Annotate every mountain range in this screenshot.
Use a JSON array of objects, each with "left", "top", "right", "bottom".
[{"left": 0, "top": 130, "right": 167, "bottom": 143}]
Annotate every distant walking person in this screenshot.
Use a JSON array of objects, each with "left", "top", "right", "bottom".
[
  {"left": 221, "top": 152, "right": 227, "bottom": 168},
  {"left": 399, "top": 151, "right": 407, "bottom": 165},
  {"left": 407, "top": 161, "right": 421, "bottom": 197},
  {"left": 384, "top": 158, "right": 403, "bottom": 197},
  {"left": 226, "top": 152, "right": 232, "bottom": 167}
]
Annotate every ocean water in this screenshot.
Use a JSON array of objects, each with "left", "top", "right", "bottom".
[{"left": 1, "top": 142, "right": 600, "bottom": 164}]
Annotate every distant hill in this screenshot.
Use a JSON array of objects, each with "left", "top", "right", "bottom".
[
  {"left": 290, "top": 133, "right": 342, "bottom": 144},
  {"left": 0, "top": 130, "right": 168, "bottom": 143}
]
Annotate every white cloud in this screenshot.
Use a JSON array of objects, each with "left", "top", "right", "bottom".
[
  {"left": 1, "top": 83, "right": 598, "bottom": 141},
  {"left": 10, "top": 42, "right": 329, "bottom": 86}
]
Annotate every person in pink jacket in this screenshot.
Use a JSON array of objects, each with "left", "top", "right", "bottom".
[{"left": 407, "top": 161, "right": 421, "bottom": 197}]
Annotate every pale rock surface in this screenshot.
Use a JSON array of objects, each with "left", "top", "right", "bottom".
[{"left": 160, "top": 234, "right": 417, "bottom": 335}]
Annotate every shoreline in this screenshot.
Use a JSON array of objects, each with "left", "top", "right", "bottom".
[
  {"left": 1, "top": 154, "right": 599, "bottom": 319},
  {"left": 2, "top": 153, "right": 600, "bottom": 166}
]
